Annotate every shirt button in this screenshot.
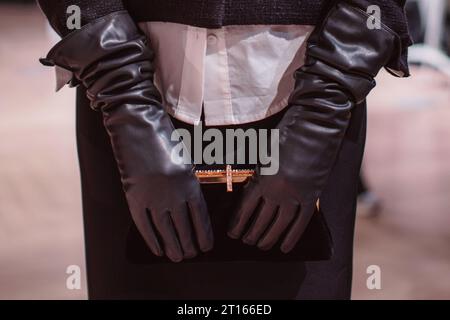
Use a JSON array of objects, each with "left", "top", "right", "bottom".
[{"left": 207, "top": 34, "right": 218, "bottom": 45}]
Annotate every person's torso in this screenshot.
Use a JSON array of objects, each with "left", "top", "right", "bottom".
[{"left": 140, "top": 22, "right": 315, "bottom": 125}]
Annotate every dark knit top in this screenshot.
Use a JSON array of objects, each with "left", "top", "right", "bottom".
[{"left": 37, "top": 0, "right": 412, "bottom": 75}]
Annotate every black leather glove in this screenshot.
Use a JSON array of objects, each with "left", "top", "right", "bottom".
[
  {"left": 40, "top": 11, "right": 213, "bottom": 262},
  {"left": 228, "top": 2, "right": 403, "bottom": 253}
]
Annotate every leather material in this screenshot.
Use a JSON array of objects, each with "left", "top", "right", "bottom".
[
  {"left": 41, "top": 11, "right": 213, "bottom": 262},
  {"left": 228, "top": 2, "right": 401, "bottom": 253},
  {"left": 126, "top": 111, "right": 333, "bottom": 264}
]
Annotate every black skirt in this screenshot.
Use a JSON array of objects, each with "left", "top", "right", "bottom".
[{"left": 75, "top": 87, "right": 366, "bottom": 299}]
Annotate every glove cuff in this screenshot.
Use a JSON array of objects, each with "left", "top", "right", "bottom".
[
  {"left": 308, "top": 2, "right": 403, "bottom": 79},
  {"left": 39, "top": 11, "right": 161, "bottom": 111},
  {"left": 39, "top": 11, "right": 151, "bottom": 86}
]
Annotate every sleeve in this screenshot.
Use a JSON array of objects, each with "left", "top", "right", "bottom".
[
  {"left": 37, "top": 0, "right": 125, "bottom": 36},
  {"left": 344, "top": 0, "right": 413, "bottom": 77}
]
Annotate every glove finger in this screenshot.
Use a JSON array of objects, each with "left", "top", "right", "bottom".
[
  {"left": 228, "top": 186, "right": 262, "bottom": 239},
  {"left": 131, "top": 209, "right": 163, "bottom": 257},
  {"left": 257, "top": 203, "right": 299, "bottom": 251},
  {"left": 150, "top": 209, "right": 184, "bottom": 262},
  {"left": 188, "top": 197, "right": 214, "bottom": 252},
  {"left": 280, "top": 202, "right": 316, "bottom": 253},
  {"left": 242, "top": 200, "right": 278, "bottom": 246},
  {"left": 170, "top": 204, "right": 198, "bottom": 259}
]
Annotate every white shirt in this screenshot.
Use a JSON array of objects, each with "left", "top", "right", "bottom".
[{"left": 139, "top": 22, "right": 314, "bottom": 126}]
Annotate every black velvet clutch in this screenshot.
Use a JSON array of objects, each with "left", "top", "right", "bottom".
[{"left": 126, "top": 182, "right": 333, "bottom": 264}]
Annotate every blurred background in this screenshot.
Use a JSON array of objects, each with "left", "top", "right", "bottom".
[{"left": 0, "top": 0, "right": 449, "bottom": 300}]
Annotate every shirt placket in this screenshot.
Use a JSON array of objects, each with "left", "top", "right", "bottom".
[
  {"left": 203, "top": 28, "right": 234, "bottom": 126},
  {"left": 176, "top": 26, "right": 207, "bottom": 125}
]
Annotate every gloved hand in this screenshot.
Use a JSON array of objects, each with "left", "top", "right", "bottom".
[
  {"left": 228, "top": 2, "right": 403, "bottom": 253},
  {"left": 40, "top": 11, "right": 213, "bottom": 262}
]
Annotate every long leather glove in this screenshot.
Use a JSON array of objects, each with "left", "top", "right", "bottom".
[
  {"left": 228, "top": 2, "right": 403, "bottom": 253},
  {"left": 40, "top": 11, "right": 213, "bottom": 262}
]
